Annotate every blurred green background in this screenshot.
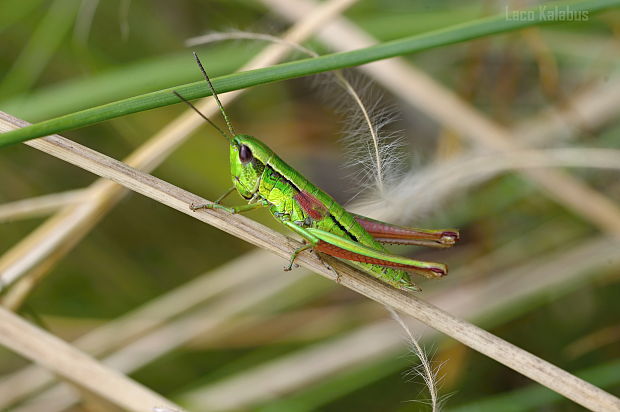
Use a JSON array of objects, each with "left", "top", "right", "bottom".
[{"left": 1, "top": 0, "right": 620, "bottom": 411}]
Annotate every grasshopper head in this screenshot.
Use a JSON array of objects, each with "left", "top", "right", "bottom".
[
  {"left": 173, "top": 54, "right": 275, "bottom": 200},
  {"left": 230, "top": 134, "right": 274, "bottom": 199}
]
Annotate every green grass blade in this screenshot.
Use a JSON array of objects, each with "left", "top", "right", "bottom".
[
  {"left": 0, "top": 0, "right": 80, "bottom": 97},
  {"left": 1, "top": 7, "right": 482, "bottom": 121},
  {"left": 1, "top": 46, "right": 257, "bottom": 121},
  {"left": 0, "top": 0, "right": 618, "bottom": 148},
  {"left": 0, "top": 0, "right": 45, "bottom": 33}
]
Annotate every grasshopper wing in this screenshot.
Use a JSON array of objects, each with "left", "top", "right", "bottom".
[
  {"left": 307, "top": 227, "right": 447, "bottom": 279},
  {"left": 352, "top": 213, "right": 459, "bottom": 248}
]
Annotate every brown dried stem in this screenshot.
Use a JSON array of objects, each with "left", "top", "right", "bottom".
[
  {"left": 0, "top": 306, "right": 180, "bottom": 412},
  {"left": 0, "top": 0, "right": 358, "bottom": 307},
  {"left": 1, "top": 112, "right": 617, "bottom": 412}
]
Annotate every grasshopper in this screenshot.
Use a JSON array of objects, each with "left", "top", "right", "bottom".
[{"left": 176, "top": 53, "right": 459, "bottom": 292}]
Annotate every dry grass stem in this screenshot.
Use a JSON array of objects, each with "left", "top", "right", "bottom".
[
  {"left": 433, "top": 236, "right": 620, "bottom": 324},
  {"left": 12, "top": 260, "right": 303, "bottom": 412},
  {"left": 0, "top": 0, "right": 358, "bottom": 305},
  {"left": 5, "top": 211, "right": 615, "bottom": 410},
  {"left": 181, "top": 321, "right": 401, "bottom": 409},
  {"left": 0, "top": 306, "right": 181, "bottom": 412},
  {"left": 1, "top": 112, "right": 618, "bottom": 411},
  {"left": 265, "top": 0, "right": 620, "bottom": 235},
  {"left": 0, "top": 189, "right": 86, "bottom": 223},
  {"left": 352, "top": 148, "right": 620, "bottom": 221},
  {"left": 0, "top": 249, "right": 273, "bottom": 409},
  {"left": 180, "top": 233, "right": 620, "bottom": 411},
  {"left": 516, "top": 77, "right": 620, "bottom": 145},
  {"left": 184, "top": 303, "right": 377, "bottom": 349},
  {"left": 566, "top": 325, "right": 620, "bottom": 359}
]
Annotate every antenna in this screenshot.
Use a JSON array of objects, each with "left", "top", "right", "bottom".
[
  {"left": 171, "top": 90, "right": 230, "bottom": 142},
  {"left": 193, "top": 52, "right": 236, "bottom": 137}
]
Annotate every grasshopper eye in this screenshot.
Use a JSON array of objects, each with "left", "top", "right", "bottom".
[{"left": 239, "top": 145, "right": 253, "bottom": 164}]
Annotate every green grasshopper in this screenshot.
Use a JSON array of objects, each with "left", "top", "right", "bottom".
[{"left": 176, "top": 53, "right": 459, "bottom": 292}]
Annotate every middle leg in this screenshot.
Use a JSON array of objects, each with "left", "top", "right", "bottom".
[{"left": 281, "top": 220, "right": 320, "bottom": 271}]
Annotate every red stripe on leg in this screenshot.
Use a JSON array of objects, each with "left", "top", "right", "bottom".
[{"left": 314, "top": 241, "right": 446, "bottom": 277}]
